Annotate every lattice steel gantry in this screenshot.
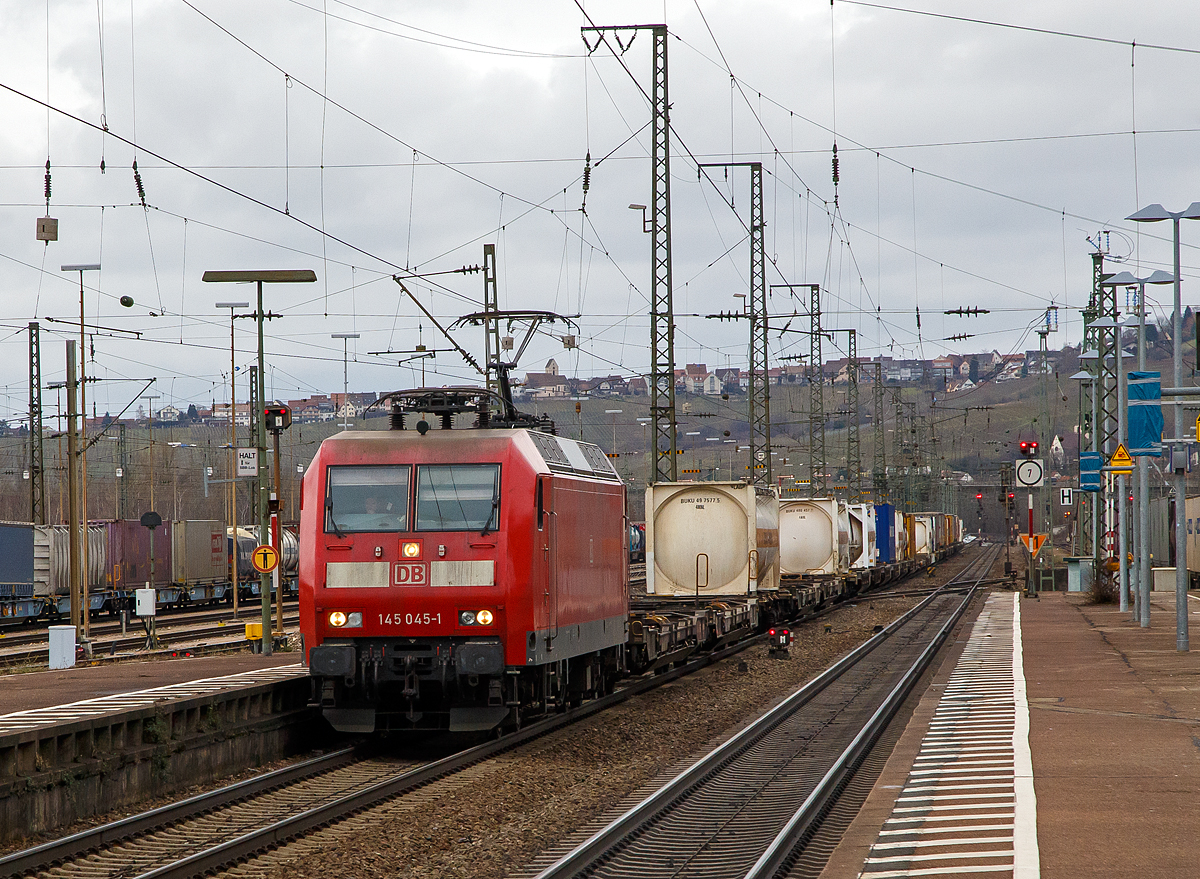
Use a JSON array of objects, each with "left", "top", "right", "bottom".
[
  {"left": 697, "top": 161, "right": 770, "bottom": 484},
  {"left": 583, "top": 23, "right": 677, "bottom": 482},
  {"left": 809, "top": 284, "right": 827, "bottom": 495},
  {"left": 28, "top": 321, "right": 45, "bottom": 524}
]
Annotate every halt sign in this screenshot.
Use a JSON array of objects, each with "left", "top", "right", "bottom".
[
  {"left": 251, "top": 544, "right": 279, "bottom": 574},
  {"left": 237, "top": 448, "right": 259, "bottom": 477}
]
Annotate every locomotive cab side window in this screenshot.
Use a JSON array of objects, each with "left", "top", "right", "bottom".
[
  {"left": 416, "top": 464, "right": 501, "bottom": 532},
  {"left": 325, "top": 466, "right": 410, "bottom": 533}
]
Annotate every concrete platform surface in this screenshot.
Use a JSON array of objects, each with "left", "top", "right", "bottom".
[
  {"left": 822, "top": 589, "right": 1200, "bottom": 879},
  {"left": 0, "top": 653, "right": 302, "bottom": 716}
]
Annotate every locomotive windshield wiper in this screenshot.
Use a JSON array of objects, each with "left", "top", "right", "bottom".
[
  {"left": 326, "top": 496, "right": 346, "bottom": 538},
  {"left": 479, "top": 489, "right": 500, "bottom": 537}
]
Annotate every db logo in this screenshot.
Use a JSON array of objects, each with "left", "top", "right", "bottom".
[{"left": 393, "top": 563, "right": 428, "bottom": 586}]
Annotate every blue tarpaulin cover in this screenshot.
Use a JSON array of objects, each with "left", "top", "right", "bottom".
[
  {"left": 1080, "top": 451, "right": 1102, "bottom": 491},
  {"left": 1128, "top": 371, "right": 1163, "bottom": 456}
]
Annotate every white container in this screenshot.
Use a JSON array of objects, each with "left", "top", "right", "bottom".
[
  {"left": 779, "top": 498, "right": 849, "bottom": 576},
  {"left": 35, "top": 524, "right": 108, "bottom": 597},
  {"left": 48, "top": 625, "right": 75, "bottom": 669},
  {"left": 646, "top": 482, "right": 779, "bottom": 596},
  {"left": 911, "top": 514, "right": 936, "bottom": 561},
  {"left": 850, "top": 503, "right": 876, "bottom": 569}
]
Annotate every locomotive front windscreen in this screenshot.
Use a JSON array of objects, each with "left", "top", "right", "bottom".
[
  {"left": 325, "top": 465, "right": 410, "bottom": 533},
  {"left": 415, "top": 464, "right": 501, "bottom": 532}
]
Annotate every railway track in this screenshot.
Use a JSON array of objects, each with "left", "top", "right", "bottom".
[
  {"left": 1, "top": 547, "right": 990, "bottom": 879},
  {"left": 0, "top": 607, "right": 300, "bottom": 667},
  {"left": 527, "top": 543, "right": 1000, "bottom": 879}
]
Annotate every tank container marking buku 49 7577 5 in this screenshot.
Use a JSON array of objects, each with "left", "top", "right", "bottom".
[{"left": 645, "top": 482, "right": 779, "bottom": 596}]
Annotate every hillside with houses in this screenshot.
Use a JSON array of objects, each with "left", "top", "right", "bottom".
[{"left": 515, "top": 347, "right": 1076, "bottom": 402}]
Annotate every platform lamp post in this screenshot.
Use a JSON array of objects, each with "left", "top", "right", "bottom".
[
  {"left": 331, "top": 332, "right": 360, "bottom": 430},
  {"left": 637, "top": 417, "right": 652, "bottom": 486},
  {"left": 203, "top": 269, "right": 317, "bottom": 656},
  {"left": 705, "top": 436, "right": 720, "bottom": 480},
  {"left": 1127, "top": 203, "right": 1200, "bottom": 652},
  {"left": 685, "top": 431, "right": 700, "bottom": 472},
  {"left": 605, "top": 409, "right": 623, "bottom": 461},
  {"left": 217, "top": 300, "right": 249, "bottom": 620}
]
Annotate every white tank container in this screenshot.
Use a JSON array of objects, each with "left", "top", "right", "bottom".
[
  {"left": 850, "top": 503, "right": 876, "bottom": 569},
  {"left": 912, "top": 514, "right": 936, "bottom": 561},
  {"left": 646, "top": 482, "right": 779, "bottom": 596},
  {"left": 779, "top": 498, "right": 850, "bottom": 576}
]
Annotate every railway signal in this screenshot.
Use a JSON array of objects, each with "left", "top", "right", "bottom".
[
  {"left": 1019, "top": 440, "right": 1039, "bottom": 457},
  {"left": 768, "top": 626, "right": 792, "bottom": 657}
]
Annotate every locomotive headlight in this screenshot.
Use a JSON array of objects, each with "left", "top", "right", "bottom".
[
  {"left": 327, "top": 611, "right": 362, "bottom": 628},
  {"left": 329, "top": 611, "right": 347, "bottom": 627},
  {"left": 460, "top": 610, "right": 476, "bottom": 626},
  {"left": 401, "top": 541, "right": 422, "bottom": 559},
  {"left": 475, "top": 609, "right": 494, "bottom": 626}
]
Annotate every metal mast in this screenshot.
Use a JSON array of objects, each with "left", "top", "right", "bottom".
[
  {"left": 871, "top": 361, "right": 887, "bottom": 503},
  {"left": 483, "top": 243, "right": 500, "bottom": 398},
  {"left": 698, "top": 161, "right": 770, "bottom": 484},
  {"left": 117, "top": 423, "right": 128, "bottom": 520},
  {"left": 809, "top": 284, "right": 826, "bottom": 495},
  {"left": 586, "top": 24, "right": 679, "bottom": 481},
  {"left": 647, "top": 25, "right": 676, "bottom": 482},
  {"left": 828, "top": 328, "right": 860, "bottom": 499},
  {"left": 28, "top": 321, "right": 45, "bottom": 525},
  {"left": 748, "top": 164, "right": 769, "bottom": 485}
]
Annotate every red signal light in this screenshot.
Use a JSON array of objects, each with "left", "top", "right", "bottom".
[
  {"left": 975, "top": 493, "right": 983, "bottom": 500},
  {"left": 769, "top": 628, "right": 776, "bottom": 636}
]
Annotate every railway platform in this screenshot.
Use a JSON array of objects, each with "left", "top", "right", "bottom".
[
  {"left": 0, "top": 654, "right": 319, "bottom": 846},
  {"left": 822, "top": 588, "right": 1200, "bottom": 879}
]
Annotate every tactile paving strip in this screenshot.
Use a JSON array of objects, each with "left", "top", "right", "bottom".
[{"left": 857, "top": 593, "right": 1039, "bottom": 878}]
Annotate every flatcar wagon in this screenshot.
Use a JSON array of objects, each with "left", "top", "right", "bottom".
[{"left": 301, "top": 388, "right": 628, "bottom": 734}]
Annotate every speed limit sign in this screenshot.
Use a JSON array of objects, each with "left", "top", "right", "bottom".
[{"left": 1015, "top": 458, "right": 1045, "bottom": 487}]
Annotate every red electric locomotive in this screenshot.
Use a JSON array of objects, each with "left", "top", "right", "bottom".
[{"left": 300, "top": 388, "right": 628, "bottom": 733}]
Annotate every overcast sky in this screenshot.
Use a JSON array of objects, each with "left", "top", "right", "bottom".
[{"left": 1, "top": 0, "right": 1199, "bottom": 422}]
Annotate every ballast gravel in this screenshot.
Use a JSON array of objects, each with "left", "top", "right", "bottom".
[{"left": 249, "top": 589, "right": 966, "bottom": 879}]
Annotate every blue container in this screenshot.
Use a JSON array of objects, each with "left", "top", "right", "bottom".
[
  {"left": 875, "top": 503, "right": 896, "bottom": 564},
  {"left": 0, "top": 523, "right": 35, "bottom": 590}
]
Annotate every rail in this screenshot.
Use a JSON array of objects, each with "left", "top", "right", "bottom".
[
  {"left": 744, "top": 543, "right": 1000, "bottom": 879},
  {"left": 5, "top": 545, "right": 987, "bottom": 879},
  {"left": 532, "top": 544, "right": 999, "bottom": 879}
]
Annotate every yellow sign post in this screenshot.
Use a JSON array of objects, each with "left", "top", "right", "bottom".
[{"left": 1109, "top": 443, "right": 1134, "bottom": 470}]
